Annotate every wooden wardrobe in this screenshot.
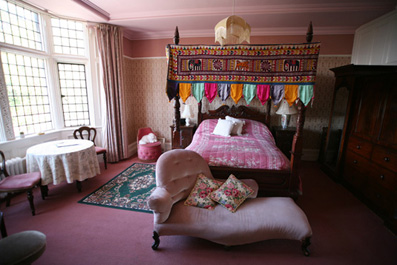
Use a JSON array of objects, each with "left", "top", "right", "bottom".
[{"left": 324, "top": 64, "right": 397, "bottom": 234}]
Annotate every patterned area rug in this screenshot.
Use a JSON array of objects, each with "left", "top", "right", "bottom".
[{"left": 78, "top": 163, "right": 156, "bottom": 213}]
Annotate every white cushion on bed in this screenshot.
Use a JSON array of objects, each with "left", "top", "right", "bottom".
[
  {"left": 212, "top": 119, "right": 234, "bottom": 137},
  {"left": 226, "top": 116, "right": 245, "bottom": 135}
]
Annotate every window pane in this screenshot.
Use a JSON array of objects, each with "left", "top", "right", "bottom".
[
  {"left": 0, "top": 0, "right": 42, "bottom": 50},
  {"left": 1, "top": 51, "right": 53, "bottom": 136},
  {"left": 58, "top": 63, "right": 90, "bottom": 127},
  {"left": 51, "top": 17, "right": 85, "bottom": 56}
]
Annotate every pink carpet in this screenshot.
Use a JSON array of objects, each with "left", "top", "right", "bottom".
[{"left": 1, "top": 157, "right": 397, "bottom": 265}]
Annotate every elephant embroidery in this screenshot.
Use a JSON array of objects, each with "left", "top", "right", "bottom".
[
  {"left": 284, "top": 60, "right": 300, "bottom": 71},
  {"left": 188, "top": 59, "right": 202, "bottom": 71}
]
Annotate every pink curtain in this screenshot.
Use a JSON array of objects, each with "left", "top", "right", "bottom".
[{"left": 95, "top": 24, "right": 128, "bottom": 162}]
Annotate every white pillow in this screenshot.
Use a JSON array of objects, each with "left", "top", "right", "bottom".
[
  {"left": 212, "top": 119, "right": 234, "bottom": 137},
  {"left": 225, "top": 116, "right": 245, "bottom": 135}
]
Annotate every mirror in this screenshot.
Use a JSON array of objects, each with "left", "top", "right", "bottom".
[{"left": 323, "top": 86, "right": 349, "bottom": 172}]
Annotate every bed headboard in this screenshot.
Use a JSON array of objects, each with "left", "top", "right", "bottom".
[{"left": 197, "top": 104, "right": 271, "bottom": 127}]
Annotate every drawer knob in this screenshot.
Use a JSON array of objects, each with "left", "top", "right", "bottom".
[
  {"left": 353, "top": 160, "right": 358, "bottom": 164},
  {"left": 356, "top": 145, "right": 361, "bottom": 149},
  {"left": 384, "top": 157, "right": 390, "bottom": 162},
  {"left": 380, "top": 175, "right": 385, "bottom": 180}
]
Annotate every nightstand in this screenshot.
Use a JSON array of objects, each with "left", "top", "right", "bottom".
[
  {"left": 170, "top": 124, "right": 196, "bottom": 149},
  {"left": 272, "top": 126, "right": 296, "bottom": 159}
]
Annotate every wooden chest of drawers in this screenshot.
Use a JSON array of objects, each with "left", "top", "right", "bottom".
[
  {"left": 272, "top": 126, "right": 296, "bottom": 159},
  {"left": 329, "top": 65, "right": 397, "bottom": 234},
  {"left": 371, "top": 146, "right": 397, "bottom": 173},
  {"left": 345, "top": 139, "right": 397, "bottom": 216},
  {"left": 170, "top": 124, "right": 196, "bottom": 149}
]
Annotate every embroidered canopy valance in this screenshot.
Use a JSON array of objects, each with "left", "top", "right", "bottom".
[{"left": 166, "top": 43, "right": 321, "bottom": 106}]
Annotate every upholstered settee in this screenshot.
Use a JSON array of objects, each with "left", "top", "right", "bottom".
[{"left": 147, "top": 149, "right": 312, "bottom": 255}]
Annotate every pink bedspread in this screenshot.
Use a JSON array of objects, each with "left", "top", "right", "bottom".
[{"left": 186, "top": 119, "right": 291, "bottom": 170}]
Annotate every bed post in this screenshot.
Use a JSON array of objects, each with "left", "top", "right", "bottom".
[
  {"left": 306, "top": 21, "right": 313, "bottom": 43},
  {"left": 266, "top": 100, "right": 271, "bottom": 127},
  {"left": 198, "top": 102, "right": 203, "bottom": 124},
  {"left": 290, "top": 100, "right": 305, "bottom": 198},
  {"left": 172, "top": 26, "right": 181, "bottom": 143},
  {"left": 289, "top": 21, "right": 313, "bottom": 198}
]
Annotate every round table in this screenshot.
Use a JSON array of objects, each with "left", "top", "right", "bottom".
[{"left": 26, "top": 140, "right": 100, "bottom": 191}]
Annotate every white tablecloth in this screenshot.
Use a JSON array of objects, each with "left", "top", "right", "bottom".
[{"left": 26, "top": 139, "right": 100, "bottom": 186}]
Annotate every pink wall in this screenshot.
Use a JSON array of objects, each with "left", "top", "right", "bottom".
[{"left": 123, "top": 34, "right": 354, "bottom": 58}]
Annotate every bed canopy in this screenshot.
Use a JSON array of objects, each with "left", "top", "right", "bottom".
[
  {"left": 166, "top": 42, "right": 320, "bottom": 107},
  {"left": 166, "top": 23, "right": 320, "bottom": 138},
  {"left": 165, "top": 23, "right": 321, "bottom": 198}
]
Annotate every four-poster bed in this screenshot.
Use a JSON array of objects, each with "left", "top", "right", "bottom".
[{"left": 166, "top": 24, "right": 320, "bottom": 198}]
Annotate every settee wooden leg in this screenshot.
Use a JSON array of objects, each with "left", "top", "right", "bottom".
[
  {"left": 301, "top": 237, "right": 311, "bottom": 256},
  {"left": 152, "top": 231, "right": 160, "bottom": 250}
]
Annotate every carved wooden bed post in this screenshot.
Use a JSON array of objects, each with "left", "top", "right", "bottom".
[
  {"left": 265, "top": 100, "right": 271, "bottom": 126},
  {"left": 172, "top": 26, "right": 181, "bottom": 145},
  {"left": 289, "top": 21, "right": 313, "bottom": 197},
  {"left": 290, "top": 99, "right": 306, "bottom": 198},
  {"left": 306, "top": 21, "right": 313, "bottom": 43}
]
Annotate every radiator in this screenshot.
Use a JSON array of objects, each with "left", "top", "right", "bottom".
[{"left": 5, "top": 157, "right": 27, "bottom": 175}]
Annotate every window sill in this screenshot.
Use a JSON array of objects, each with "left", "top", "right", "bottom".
[{"left": 0, "top": 127, "right": 102, "bottom": 159}]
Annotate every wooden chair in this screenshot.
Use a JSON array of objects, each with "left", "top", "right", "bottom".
[
  {"left": 0, "top": 151, "right": 44, "bottom": 216},
  {"left": 73, "top": 126, "right": 107, "bottom": 169}
]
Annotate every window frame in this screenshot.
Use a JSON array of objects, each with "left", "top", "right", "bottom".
[{"left": 0, "top": 0, "right": 102, "bottom": 141}]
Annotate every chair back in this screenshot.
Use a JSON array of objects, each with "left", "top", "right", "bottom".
[
  {"left": 137, "top": 127, "right": 155, "bottom": 142},
  {"left": 0, "top": 151, "right": 9, "bottom": 178},
  {"left": 155, "top": 149, "right": 213, "bottom": 203},
  {"left": 73, "top": 126, "right": 97, "bottom": 145}
]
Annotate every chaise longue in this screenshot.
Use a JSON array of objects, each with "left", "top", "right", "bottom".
[{"left": 147, "top": 149, "right": 312, "bottom": 255}]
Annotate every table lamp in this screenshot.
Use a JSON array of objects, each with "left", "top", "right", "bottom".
[
  {"left": 181, "top": 104, "right": 193, "bottom": 126},
  {"left": 276, "top": 99, "right": 297, "bottom": 129}
]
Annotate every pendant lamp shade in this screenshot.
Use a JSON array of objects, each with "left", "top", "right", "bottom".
[{"left": 215, "top": 15, "right": 251, "bottom": 46}]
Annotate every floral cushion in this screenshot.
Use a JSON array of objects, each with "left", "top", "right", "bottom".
[
  {"left": 184, "top": 174, "right": 223, "bottom": 210},
  {"left": 210, "top": 174, "right": 254, "bottom": 213}
]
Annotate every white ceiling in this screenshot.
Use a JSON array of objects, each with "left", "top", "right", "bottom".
[{"left": 23, "top": 0, "right": 397, "bottom": 40}]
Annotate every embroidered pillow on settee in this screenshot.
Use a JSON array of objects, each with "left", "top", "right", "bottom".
[
  {"left": 184, "top": 174, "right": 223, "bottom": 210},
  {"left": 210, "top": 174, "right": 254, "bottom": 213}
]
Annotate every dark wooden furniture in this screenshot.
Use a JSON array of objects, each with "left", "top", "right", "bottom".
[
  {"left": 272, "top": 126, "right": 296, "bottom": 159},
  {"left": 194, "top": 104, "right": 306, "bottom": 198},
  {"left": 326, "top": 64, "right": 397, "bottom": 233},
  {"left": 170, "top": 124, "right": 196, "bottom": 149},
  {"left": 168, "top": 24, "right": 314, "bottom": 198},
  {"left": 0, "top": 151, "right": 45, "bottom": 216},
  {"left": 73, "top": 126, "right": 107, "bottom": 169}
]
